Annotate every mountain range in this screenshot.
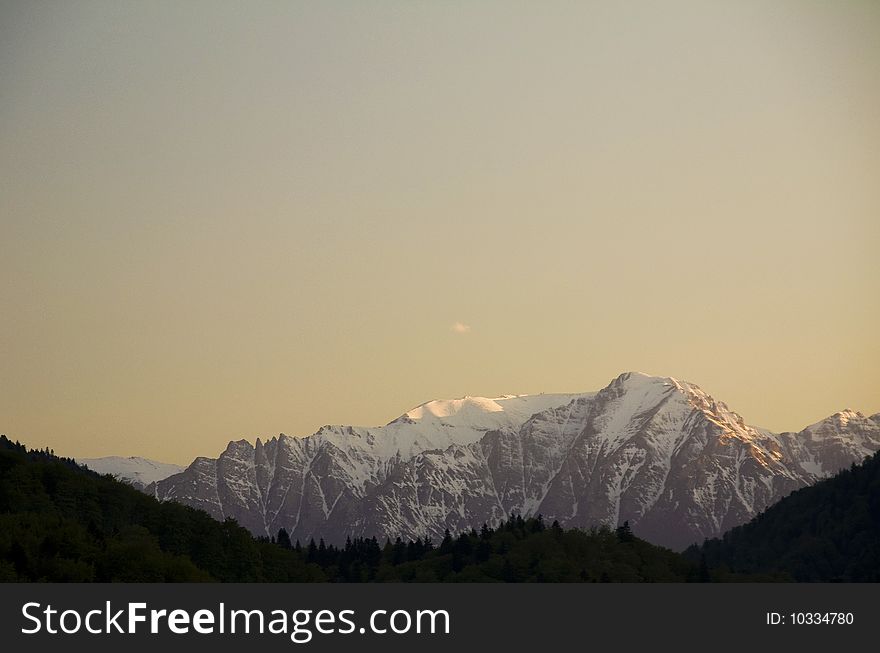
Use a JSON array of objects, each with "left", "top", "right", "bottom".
[{"left": 107, "top": 372, "right": 879, "bottom": 550}]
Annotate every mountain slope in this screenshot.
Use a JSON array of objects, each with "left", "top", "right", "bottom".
[
  {"left": 146, "top": 373, "right": 880, "bottom": 549},
  {"left": 776, "top": 410, "right": 880, "bottom": 479},
  {"left": 690, "top": 450, "right": 880, "bottom": 581}
]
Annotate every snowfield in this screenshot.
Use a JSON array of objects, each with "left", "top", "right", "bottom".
[{"left": 80, "top": 456, "right": 184, "bottom": 489}]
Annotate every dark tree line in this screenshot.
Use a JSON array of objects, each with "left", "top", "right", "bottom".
[
  {"left": 0, "top": 435, "right": 322, "bottom": 582},
  {"left": 256, "top": 515, "right": 702, "bottom": 582}
]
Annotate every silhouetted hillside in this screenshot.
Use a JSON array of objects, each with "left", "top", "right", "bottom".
[
  {"left": 0, "top": 435, "right": 322, "bottom": 581},
  {"left": 271, "top": 517, "right": 698, "bottom": 582}
]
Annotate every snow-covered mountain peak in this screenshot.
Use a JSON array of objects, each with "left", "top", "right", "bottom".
[
  {"left": 605, "top": 370, "right": 679, "bottom": 395},
  {"left": 830, "top": 409, "right": 863, "bottom": 425},
  {"left": 598, "top": 371, "right": 756, "bottom": 446},
  {"left": 607, "top": 370, "right": 670, "bottom": 388},
  {"left": 396, "top": 393, "right": 588, "bottom": 429},
  {"left": 300, "top": 392, "right": 593, "bottom": 461},
  {"left": 403, "top": 395, "right": 507, "bottom": 420},
  {"left": 801, "top": 409, "right": 876, "bottom": 438},
  {"left": 775, "top": 408, "right": 880, "bottom": 482},
  {"left": 80, "top": 456, "right": 184, "bottom": 489},
  {"left": 604, "top": 371, "right": 705, "bottom": 405}
]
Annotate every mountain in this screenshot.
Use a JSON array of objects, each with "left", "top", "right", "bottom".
[
  {"left": 146, "top": 373, "right": 880, "bottom": 549},
  {"left": 690, "top": 450, "right": 880, "bottom": 581},
  {"left": 80, "top": 456, "right": 184, "bottom": 490},
  {"left": 775, "top": 409, "right": 880, "bottom": 479},
  {"left": 145, "top": 392, "right": 588, "bottom": 537}
]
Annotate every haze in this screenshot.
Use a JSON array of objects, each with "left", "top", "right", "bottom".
[{"left": 1, "top": 1, "right": 878, "bottom": 465}]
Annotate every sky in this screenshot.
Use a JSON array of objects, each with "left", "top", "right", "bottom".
[{"left": 1, "top": 1, "right": 878, "bottom": 465}]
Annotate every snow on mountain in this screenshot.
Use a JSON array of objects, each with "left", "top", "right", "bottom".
[
  {"left": 316, "top": 392, "right": 591, "bottom": 461},
  {"left": 146, "top": 392, "right": 589, "bottom": 537},
  {"left": 145, "top": 373, "right": 880, "bottom": 550},
  {"left": 80, "top": 456, "right": 184, "bottom": 490},
  {"left": 399, "top": 393, "right": 590, "bottom": 434},
  {"left": 776, "top": 409, "right": 880, "bottom": 480},
  {"left": 532, "top": 373, "right": 805, "bottom": 548}
]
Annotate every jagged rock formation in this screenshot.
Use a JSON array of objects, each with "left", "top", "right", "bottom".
[{"left": 146, "top": 373, "right": 880, "bottom": 549}]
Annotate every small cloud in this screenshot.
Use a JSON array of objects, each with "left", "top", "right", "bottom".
[{"left": 451, "top": 321, "right": 471, "bottom": 334}]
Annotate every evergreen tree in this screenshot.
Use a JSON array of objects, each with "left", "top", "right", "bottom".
[
  {"left": 277, "top": 528, "right": 292, "bottom": 550},
  {"left": 616, "top": 521, "right": 634, "bottom": 543},
  {"left": 439, "top": 529, "right": 453, "bottom": 554}
]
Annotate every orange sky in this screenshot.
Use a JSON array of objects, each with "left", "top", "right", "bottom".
[{"left": 1, "top": 1, "right": 878, "bottom": 464}]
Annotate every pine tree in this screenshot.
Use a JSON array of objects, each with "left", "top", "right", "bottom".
[
  {"left": 616, "top": 520, "right": 634, "bottom": 543},
  {"left": 392, "top": 537, "right": 406, "bottom": 565},
  {"left": 277, "top": 528, "right": 292, "bottom": 549},
  {"left": 475, "top": 537, "right": 491, "bottom": 563},
  {"left": 439, "top": 529, "right": 453, "bottom": 554},
  {"left": 698, "top": 554, "right": 711, "bottom": 582},
  {"left": 501, "top": 559, "right": 517, "bottom": 582}
]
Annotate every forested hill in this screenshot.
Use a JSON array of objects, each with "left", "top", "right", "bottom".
[
  {"left": 0, "top": 434, "right": 707, "bottom": 582},
  {"left": 0, "top": 434, "right": 323, "bottom": 581},
  {"left": 689, "top": 451, "right": 880, "bottom": 581}
]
